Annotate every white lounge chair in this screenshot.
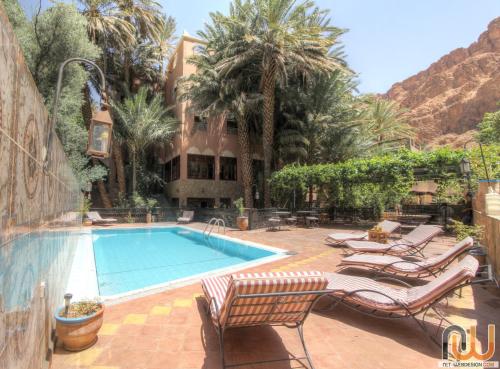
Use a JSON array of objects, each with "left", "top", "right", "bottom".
[
  {"left": 86, "top": 211, "right": 117, "bottom": 225},
  {"left": 177, "top": 210, "right": 194, "bottom": 223},
  {"left": 325, "top": 220, "right": 401, "bottom": 246}
]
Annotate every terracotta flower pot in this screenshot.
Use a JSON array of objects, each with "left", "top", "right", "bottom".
[
  {"left": 236, "top": 216, "right": 248, "bottom": 231},
  {"left": 83, "top": 219, "right": 93, "bottom": 226},
  {"left": 55, "top": 305, "right": 104, "bottom": 351}
]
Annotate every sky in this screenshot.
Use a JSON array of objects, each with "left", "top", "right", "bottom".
[{"left": 20, "top": 0, "right": 500, "bottom": 93}]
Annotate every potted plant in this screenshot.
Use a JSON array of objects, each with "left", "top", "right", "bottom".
[
  {"left": 55, "top": 294, "right": 104, "bottom": 351},
  {"left": 233, "top": 197, "right": 248, "bottom": 231},
  {"left": 81, "top": 198, "right": 92, "bottom": 226},
  {"left": 145, "top": 198, "right": 158, "bottom": 223}
]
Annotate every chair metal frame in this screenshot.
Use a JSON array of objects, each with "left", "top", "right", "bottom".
[
  {"left": 344, "top": 236, "right": 437, "bottom": 258},
  {"left": 318, "top": 265, "right": 495, "bottom": 348},
  {"left": 204, "top": 289, "right": 330, "bottom": 369},
  {"left": 337, "top": 245, "right": 479, "bottom": 279}
]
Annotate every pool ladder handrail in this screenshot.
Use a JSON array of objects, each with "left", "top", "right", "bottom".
[{"left": 204, "top": 218, "right": 226, "bottom": 237}]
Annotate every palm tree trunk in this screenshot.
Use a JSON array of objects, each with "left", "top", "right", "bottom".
[
  {"left": 262, "top": 66, "right": 276, "bottom": 208},
  {"left": 236, "top": 113, "right": 253, "bottom": 208},
  {"left": 113, "top": 140, "right": 127, "bottom": 195},
  {"left": 131, "top": 149, "right": 137, "bottom": 193}
]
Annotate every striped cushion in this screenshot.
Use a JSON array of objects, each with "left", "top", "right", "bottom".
[
  {"left": 379, "top": 220, "right": 401, "bottom": 233},
  {"left": 340, "top": 254, "right": 423, "bottom": 273},
  {"left": 202, "top": 271, "right": 328, "bottom": 327},
  {"left": 421, "top": 237, "right": 473, "bottom": 267},
  {"left": 406, "top": 255, "right": 478, "bottom": 309},
  {"left": 345, "top": 240, "right": 410, "bottom": 253},
  {"left": 326, "top": 273, "right": 407, "bottom": 310},
  {"left": 201, "top": 275, "right": 231, "bottom": 321},
  {"left": 401, "top": 225, "right": 442, "bottom": 245},
  {"left": 346, "top": 225, "right": 442, "bottom": 254},
  {"left": 327, "top": 232, "right": 368, "bottom": 242},
  {"left": 327, "top": 255, "right": 479, "bottom": 313}
]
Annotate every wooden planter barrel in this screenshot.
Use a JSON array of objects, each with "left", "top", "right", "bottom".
[{"left": 55, "top": 305, "right": 104, "bottom": 351}]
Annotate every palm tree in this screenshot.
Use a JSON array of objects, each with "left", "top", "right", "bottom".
[
  {"left": 360, "top": 97, "right": 415, "bottom": 152},
  {"left": 79, "top": 0, "right": 135, "bottom": 49},
  {"left": 178, "top": 10, "right": 261, "bottom": 207},
  {"left": 111, "top": 86, "right": 179, "bottom": 192},
  {"left": 216, "top": 0, "right": 346, "bottom": 206}
]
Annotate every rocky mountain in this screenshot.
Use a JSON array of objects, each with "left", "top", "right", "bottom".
[{"left": 385, "top": 17, "right": 500, "bottom": 145}]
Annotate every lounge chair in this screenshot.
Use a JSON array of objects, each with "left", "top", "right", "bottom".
[
  {"left": 337, "top": 237, "right": 475, "bottom": 278},
  {"left": 201, "top": 271, "right": 329, "bottom": 369},
  {"left": 322, "top": 256, "right": 487, "bottom": 345},
  {"left": 325, "top": 220, "right": 401, "bottom": 246},
  {"left": 177, "top": 210, "right": 194, "bottom": 223},
  {"left": 86, "top": 211, "right": 117, "bottom": 225},
  {"left": 344, "top": 224, "right": 442, "bottom": 257}
]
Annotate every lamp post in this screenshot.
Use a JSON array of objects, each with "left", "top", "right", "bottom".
[
  {"left": 43, "top": 58, "right": 113, "bottom": 172},
  {"left": 461, "top": 139, "right": 492, "bottom": 195}
]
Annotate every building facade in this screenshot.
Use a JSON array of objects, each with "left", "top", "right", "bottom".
[{"left": 162, "top": 34, "right": 259, "bottom": 208}]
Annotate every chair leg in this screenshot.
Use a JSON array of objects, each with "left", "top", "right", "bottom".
[
  {"left": 297, "top": 324, "right": 316, "bottom": 369},
  {"left": 217, "top": 327, "right": 226, "bottom": 369}
]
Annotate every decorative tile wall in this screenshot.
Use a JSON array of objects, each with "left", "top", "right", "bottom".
[{"left": 0, "top": 4, "right": 82, "bottom": 369}]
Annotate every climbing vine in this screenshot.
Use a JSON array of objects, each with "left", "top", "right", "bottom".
[{"left": 270, "top": 146, "right": 499, "bottom": 210}]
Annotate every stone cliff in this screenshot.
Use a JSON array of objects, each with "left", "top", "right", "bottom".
[{"left": 385, "top": 17, "right": 500, "bottom": 145}]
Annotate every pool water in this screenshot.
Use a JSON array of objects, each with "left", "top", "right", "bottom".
[{"left": 92, "top": 227, "right": 278, "bottom": 296}]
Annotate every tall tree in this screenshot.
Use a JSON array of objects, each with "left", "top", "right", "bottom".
[
  {"left": 217, "top": 0, "right": 345, "bottom": 206},
  {"left": 111, "top": 87, "right": 179, "bottom": 193}
]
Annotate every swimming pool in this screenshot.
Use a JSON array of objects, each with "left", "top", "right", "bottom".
[{"left": 69, "top": 226, "right": 287, "bottom": 300}]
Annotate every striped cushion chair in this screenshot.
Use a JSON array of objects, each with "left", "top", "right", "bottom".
[
  {"left": 344, "top": 224, "right": 442, "bottom": 256},
  {"left": 322, "top": 256, "right": 485, "bottom": 346},
  {"left": 202, "top": 271, "right": 329, "bottom": 369}
]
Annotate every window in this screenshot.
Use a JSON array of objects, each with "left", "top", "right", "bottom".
[
  {"left": 171, "top": 156, "right": 180, "bottom": 181},
  {"left": 187, "top": 198, "right": 215, "bottom": 208},
  {"left": 188, "top": 154, "right": 214, "bottom": 179},
  {"left": 194, "top": 115, "right": 207, "bottom": 131},
  {"left": 226, "top": 119, "right": 238, "bottom": 135},
  {"left": 170, "top": 197, "right": 179, "bottom": 207},
  {"left": 220, "top": 198, "right": 231, "bottom": 208},
  {"left": 164, "top": 161, "right": 172, "bottom": 183},
  {"left": 220, "top": 157, "right": 237, "bottom": 181}
]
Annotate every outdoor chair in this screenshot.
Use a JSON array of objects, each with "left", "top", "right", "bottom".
[
  {"left": 344, "top": 224, "right": 442, "bottom": 257},
  {"left": 267, "top": 217, "right": 282, "bottom": 231},
  {"left": 337, "top": 237, "right": 475, "bottom": 278},
  {"left": 285, "top": 216, "right": 298, "bottom": 227},
  {"left": 320, "top": 256, "right": 491, "bottom": 346},
  {"left": 177, "top": 210, "right": 194, "bottom": 223},
  {"left": 325, "top": 220, "right": 401, "bottom": 246},
  {"left": 201, "top": 271, "right": 329, "bottom": 369},
  {"left": 86, "top": 211, "right": 117, "bottom": 225},
  {"left": 306, "top": 216, "right": 319, "bottom": 228}
]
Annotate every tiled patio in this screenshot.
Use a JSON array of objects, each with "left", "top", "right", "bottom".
[{"left": 51, "top": 224, "right": 500, "bottom": 369}]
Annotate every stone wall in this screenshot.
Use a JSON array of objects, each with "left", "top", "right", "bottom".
[
  {"left": 473, "top": 181, "right": 500, "bottom": 277},
  {"left": 0, "top": 4, "right": 82, "bottom": 369}
]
